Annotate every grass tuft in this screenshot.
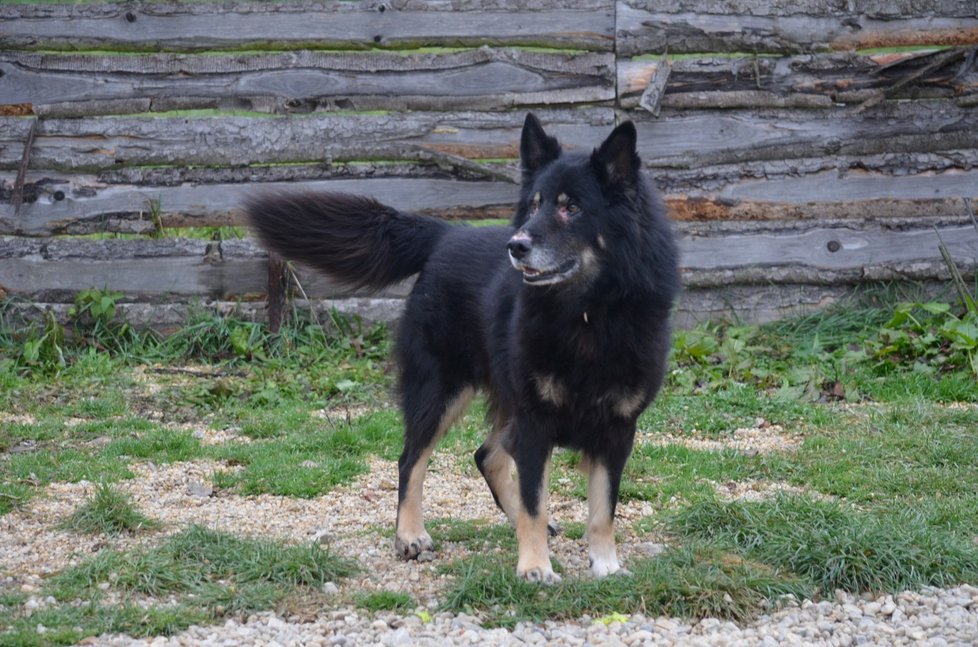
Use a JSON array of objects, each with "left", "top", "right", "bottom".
[
  {"left": 355, "top": 590, "right": 415, "bottom": 612},
  {"left": 59, "top": 482, "right": 159, "bottom": 535}
]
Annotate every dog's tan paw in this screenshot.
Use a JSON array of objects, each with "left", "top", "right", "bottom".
[
  {"left": 519, "top": 566, "right": 562, "bottom": 585},
  {"left": 394, "top": 532, "right": 434, "bottom": 560}
]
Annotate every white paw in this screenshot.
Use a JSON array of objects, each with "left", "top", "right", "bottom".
[{"left": 589, "top": 553, "right": 626, "bottom": 578}]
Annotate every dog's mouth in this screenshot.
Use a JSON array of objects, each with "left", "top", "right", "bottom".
[{"left": 519, "top": 258, "right": 580, "bottom": 285}]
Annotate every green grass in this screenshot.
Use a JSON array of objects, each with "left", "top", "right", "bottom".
[
  {"left": 644, "top": 384, "right": 831, "bottom": 437},
  {"left": 0, "top": 426, "right": 208, "bottom": 515},
  {"left": 59, "top": 482, "right": 159, "bottom": 535},
  {"left": 775, "top": 402, "right": 978, "bottom": 503},
  {"left": 0, "top": 299, "right": 394, "bottom": 511},
  {"left": 211, "top": 409, "right": 402, "bottom": 497},
  {"left": 2, "top": 286, "right": 978, "bottom": 639},
  {"left": 617, "top": 442, "right": 765, "bottom": 504},
  {"left": 440, "top": 544, "right": 811, "bottom": 627},
  {"left": 2, "top": 602, "right": 211, "bottom": 647},
  {"left": 667, "top": 495, "right": 978, "bottom": 594},
  {"left": 102, "top": 428, "right": 203, "bottom": 463},
  {"left": 4, "top": 448, "right": 135, "bottom": 499},
  {"left": 355, "top": 590, "right": 415, "bottom": 612},
  {"left": 426, "top": 518, "right": 517, "bottom": 552},
  {"left": 4, "top": 526, "right": 357, "bottom": 646}
]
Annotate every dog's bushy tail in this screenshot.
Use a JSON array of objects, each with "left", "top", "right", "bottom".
[{"left": 245, "top": 191, "right": 450, "bottom": 291}]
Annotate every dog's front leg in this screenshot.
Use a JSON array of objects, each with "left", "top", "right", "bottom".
[
  {"left": 586, "top": 452, "right": 629, "bottom": 578},
  {"left": 512, "top": 438, "right": 558, "bottom": 584}
]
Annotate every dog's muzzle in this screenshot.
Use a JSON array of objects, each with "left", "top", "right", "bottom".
[{"left": 507, "top": 231, "right": 533, "bottom": 266}]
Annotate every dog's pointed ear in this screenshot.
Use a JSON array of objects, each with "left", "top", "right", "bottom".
[
  {"left": 520, "top": 113, "right": 561, "bottom": 178},
  {"left": 591, "top": 121, "right": 640, "bottom": 187}
]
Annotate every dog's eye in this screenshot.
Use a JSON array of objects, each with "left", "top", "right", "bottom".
[{"left": 566, "top": 202, "right": 581, "bottom": 215}]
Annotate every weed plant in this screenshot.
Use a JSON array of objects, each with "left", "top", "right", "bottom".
[
  {"left": 670, "top": 285, "right": 978, "bottom": 399},
  {"left": 1, "top": 289, "right": 390, "bottom": 374}
]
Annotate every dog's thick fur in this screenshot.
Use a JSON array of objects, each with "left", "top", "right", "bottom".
[{"left": 246, "top": 115, "right": 679, "bottom": 582}]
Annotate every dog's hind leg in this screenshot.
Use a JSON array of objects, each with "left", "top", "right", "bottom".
[{"left": 395, "top": 383, "right": 474, "bottom": 560}]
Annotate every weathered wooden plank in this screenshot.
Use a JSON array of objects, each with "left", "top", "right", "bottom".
[
  {"left": 680, "top": 222, "right": 978, "bottom": 278},
  {"left": 3, "top": 220, "right": 975, "bottom": 302},
  {"left": 1, "top": 299, "right": 410, "bottom": 334},
  {"left": 617, "top": 2, "right": 978, "bottom": 55},
  {"left": 668, "top": 166, "right": 978, "bottom": 221},
  {"left": 0, "top": 110, "right": 615, "bottom": 171},
  {"left": 3, "top": 98, "right": 975, "bottom": 174},
  {"left": 619, "top": 50, "right": 978, "bottom": 110},
  {"left": 0, "top": 48, "right": 615, "bottom": 115},
  {"left": 4, "top": 162, "right": 977, "bottom": 235},
  {"left": 82, "top": 148, "right": 978, "bottom": 208},
  {"left": 631, "top": 101, "right": 978, "bottom": 168},
  {"left": 2, "top": 285, "right": 882, "bottom": 331},
  {"left": 668, "top": 196, "right": 978, "bottom": 223},
  {"left": 0, "top": 237, "right": 257, "bottom": 302},
  {"left": 0, "top": 176, "right": 521, "bottom": 236},
  {"left": 682, "top": 261, "right": 965, "bottom": 288},
  {"left": 0, "top": 1, "right": 615, "bottom": 52},
  {"left": 658, "top": 149, "right": 978, "bottom": 193},
  {"left": 676, "top": 284, "right": 859, "bottom": 328},
  {"left": 10, "top": 0, "right": 976, "bottom": 55},
  {"left": 0, "top": 236, "right": 414, "bottom": 302},
  {"left": 686, "top": 169, "right": 978, "bottom": 209},
  {"left": 616, "top": 1, "right": 978, "bottom": 18},
  {"left": 91, "top": 162, "right": 516, "bottom": 192}
]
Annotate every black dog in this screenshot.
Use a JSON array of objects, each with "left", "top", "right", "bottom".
[{"left": 246, "top": 114, "right": 679, "bottom": 582}]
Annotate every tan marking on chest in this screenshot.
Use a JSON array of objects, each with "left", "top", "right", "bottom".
[
  {"left": 534, "top": 374, "right": 568, "bottom": 407},
  {"left": 613, "top": 389, "right": 646, "bottom": 418}
]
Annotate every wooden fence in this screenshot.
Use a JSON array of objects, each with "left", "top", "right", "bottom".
[{"left": 2, "top": 0, "right": 977, "bottom": 329}]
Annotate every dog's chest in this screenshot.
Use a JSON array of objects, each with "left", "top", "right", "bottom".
[
  {"left": 516, "top": 298, "right": 664, "bottom": 421},
  {"left": 531, "top": 371, "right": 646, "bottom": 420},
  {"left": 527, "top": 330, "right": 651, "bottom": 416}
]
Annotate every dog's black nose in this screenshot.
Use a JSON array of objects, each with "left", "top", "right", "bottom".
[{"left": 507, "top": 234, "right": 532, "bottom": 260}]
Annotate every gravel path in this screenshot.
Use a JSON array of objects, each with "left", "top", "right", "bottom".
[
  {"left": 86, "top": 586, "right": 978, "bottom": 646},
  {"left": 3, "top": 417, "right": 978, "bottom": 646}
]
